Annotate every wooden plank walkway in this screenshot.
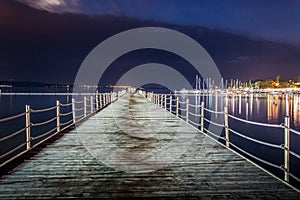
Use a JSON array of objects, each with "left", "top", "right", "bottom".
[{"left": 0, "top": 93, "right": 299, "bottom": 199}]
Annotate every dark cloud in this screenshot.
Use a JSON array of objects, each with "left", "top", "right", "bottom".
[
  {"left": 16, "top": 0, "right": 300, "bottom": 46},
  {"left": 0, "top": 0, "right": 300, "bottom": 85}
]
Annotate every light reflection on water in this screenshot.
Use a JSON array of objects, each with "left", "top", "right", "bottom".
[{"left": 190, "top": 93, "right": 300, "bottom": 130}]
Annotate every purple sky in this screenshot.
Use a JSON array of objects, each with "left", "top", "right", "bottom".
[
  {"left": 0, "top": 0, "right": 300, "bottom": 85},
  {"left": 18, "top": 0, "right": 300, "bottom": 45}
]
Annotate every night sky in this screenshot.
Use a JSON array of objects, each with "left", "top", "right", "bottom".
[{"left": 1, "top": 0, "right": 300, "bottom": 85}]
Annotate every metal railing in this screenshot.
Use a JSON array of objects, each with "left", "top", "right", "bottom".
[
  {"left": 0, "top": 90, "right": 126, "bottom": 168},
  {"left": 147, "top": 92, "right": 300, "bottom": 185}
]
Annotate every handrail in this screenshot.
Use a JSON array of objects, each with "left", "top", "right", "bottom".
[
  {"left": 290, "top": 150, "right": 300, "bottom": 159},
  {"left": 289, "top": 172, "right": 300, "bottom": 183},
  {"left": 188, "top": 119, "right": 200, "bottom": 127},
  {"left": 203, "top": 127, "right": 225, "bottom": 141},
  {"left": 0, "top": 112, "right": 26, "bottom": 123},
  {"left": 229, "top": 142, "right": 283, "bottom": 170},
  {"left": 290, "top": 128, "right": 300, "bottom": 136},
  {"left": 61, "top": 119, "right": 73, "bottom": 127},
  {"left": 0, "top": 127, "right": 27, "bottom": 143},
  {"left": 0, "top": 142, "right": 27, "bottom": 160},
  {"left": 189, "top": 103, "right": 202, "bottom": 108},
  {"left": 228, "top": 114, "right": 283, "bottom": 128},
  {"left": 204, "top": 118, "right": 224, "bottom": 128},
  {"left": 31, "top": 105, "right": 57, "bottom": 113},
  {"left": 203, "top": 107, "right": 224, "bottom": 115},
  {"left": 60, "top": 111, "right": 73, "bottom": 117},
  {"left": 0, "top": 90, "right": 125, "bottom": 168},
  {"left": 189, "top": 111, "right": 201, "bottom": 117},
  {"left": 74, "top": 100, "right": 84, "bottom": 104},
  {"left": 31, "top": 116, "right": 57, "bottom": 127},
  {"left": 149, "top": 92, "right": 300, "bottom": 186},
  {"left": 32, "top": 127, "right": 58, "bottom": 141},
  {"left": 229, "top": 128, "right": 282, "bottom": 149},
  {"left": 60, "top": 102, "right": 72, "bottom": 107}
]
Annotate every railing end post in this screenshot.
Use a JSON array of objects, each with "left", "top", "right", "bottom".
[
  {"left": 284, "top": 115, "right": 290, "bottom": 182},
  {"left": 25, "top": 105, "right": 31, "bottom": 150},
  {"left": 56, "top": 100, "right": 61, "bottom": 132},
  {"left": 224, "top": 106, "right": 230, "bottom": 148}
]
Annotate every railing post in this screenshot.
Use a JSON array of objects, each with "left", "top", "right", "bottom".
[
  {"left": 164, "top": 95, "right": 167, "bottom": 110},
  {"left": 186, "top": 98, "right": 189, "bottom": 122},
  {"left": 201, "top": 101, "right": 204, "bottom": 132},
  {"left": 169, "top": 95, "right": 172, "bottom": 113},
  {"left": 224, "top": 106, "right": 230, "bottom": 147},
  {"left": 90, "top": 96, "right": 93, "bottom": 113},
  {"left": 72, "top": 98, "right": 76, "bottom": 124},
  {"left": 176, "top": 97, "right": 179, "bottom": 117},
  {"left": 284, "top": 116, "right": 290, "bottom": 182},
  {"left": 159, "top": 94, "right": 161, "bottom": 106},
  {"left": 103, "top": 93, "right": 106, "bottom": 106},
  {"left": 100, "top": 93, "right": 102, "bottom": 108},
  {"left": 96, "top": 93, "right": 99, "bottom": 111},
  {"left": 158, "top": 94, "right": 160, "bottom": 106},
  {"left": 84, "top": 96, "right": 87, "bottom": 117},
  {"left": 25, "top": 105, "right": 31, "bottom": 150},
  {"left": 56, "top": 100, "right": 61, "bottom": 132}
]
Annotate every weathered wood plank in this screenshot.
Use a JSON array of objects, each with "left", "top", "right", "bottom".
[{"left": 0, "top": 93, "right": 299, "bottom": 199}]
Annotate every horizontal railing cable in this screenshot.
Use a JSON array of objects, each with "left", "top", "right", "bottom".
[
  {"left": 188, "top": 119, "right": 200, "bottom": 127},
  {"left": 0, "top": 142, "right": 27, "bottom": 160},
  {"left": 31, "top": 116, "right": 57, "bottom": 127},
  {"left": 228, "top": 114, "right": 283, "bottom": 128},
  {"left": 290, "top": 150, "right": 300, "bottom": 159},
  {"left": 203, "top": 107, "right": 224, "bottom": 114},
  {"left": 204, "top": 118, "right": 224, "bottom": 128},
  {"left": 0, "top": 127, "right": 27, "bottom": 142},
  {"left": 60, "top": 102, "right": 72, "bottom": 106},
  {"left": 189, "top": 111, "right": 201, "bottom": 117},
  {"left": 31, "top": 105, "right": 57, "bottom": 113},
  {"left": 289, "top": 172, "right": 300, "bottom": 183},
  {"left": 178, "top": 113, "right": 186, "bottom": 119},
  {"left": 189, "top": 103, "right": 202, "bottom": 108},
  {"left": 75, "top": 107, "right": 84, "bottom": 111},
  {"left": 0, "top": 112, "right": 26, "bottom": 123},
  {"left": 290, "top": 128, "right": 300, "bottom": 136},
  {"left": 76, "top": 114, "right": 85, "bottom": 119},
  {"left": 61, "top": 119, "right": 74, "bottom": 127},
  {"left": 229, "top": 142, "right": 283, "bottom": 170},
  {"left": 203, "top": 127, "right": 225, "bottom": 140},
  {"left": 60, "top": 111, "right": 73, "bottom": 117},
  {"left": 229, "top": 128, "right": 282, "bottom": 149},
  {"left": 32, "top": 127, "right": 57, "bottom": 141}
]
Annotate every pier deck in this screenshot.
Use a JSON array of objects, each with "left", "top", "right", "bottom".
[{"left": 0, "top": 93, "right": 299, "bottom": 199}]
